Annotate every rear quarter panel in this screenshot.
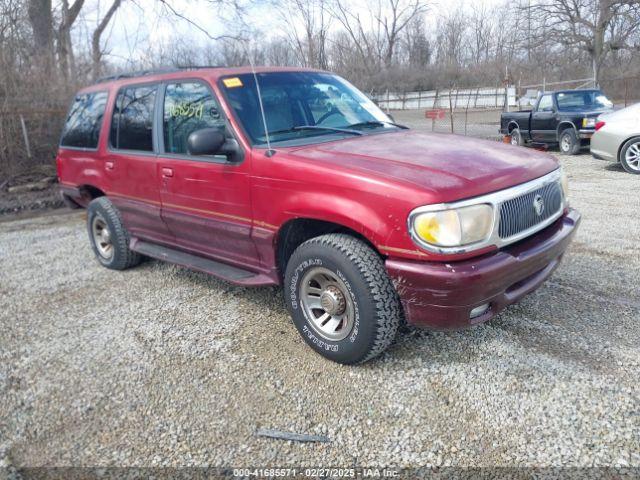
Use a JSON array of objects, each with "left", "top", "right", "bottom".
[
  {"left": 501, "top": 111, "right": 531, "bottom": 134},
  {"left": 57, "top": 85, "right": 116, "bottom": 194}
]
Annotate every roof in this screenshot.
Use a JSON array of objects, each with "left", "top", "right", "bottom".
[{"left": 81, "top": 66, "right": 323, "bottom": 93}]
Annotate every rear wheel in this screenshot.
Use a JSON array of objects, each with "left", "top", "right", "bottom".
[
  {"left": 619, "top": 137, "right": 640, "bottom": 174},
  {"left": 87, "top": 197, "right": 142, "bottom": 270},
  {"left": 284, "top": 234, "right": 401, "bottom": 364},
  {"left": 510, "top": 128, "right": 524, "bottom": 146},
  {"left": 559, "top": 129, "right": 580, "bottom": 155}
]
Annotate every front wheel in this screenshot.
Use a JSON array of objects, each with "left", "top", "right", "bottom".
[
  {"left": 619, "top": 137, "right": 640, "bottom": 174},
  {"left": 559, "top": 129, "right": 581, "bottom": 155},
  {"left": 284, "top": 234, "right": 401, "bottom": 364}
]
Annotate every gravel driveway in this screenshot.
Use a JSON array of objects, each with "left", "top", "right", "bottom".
[{"left": 0, "top": 153, "right": 638, "bottom": 472}]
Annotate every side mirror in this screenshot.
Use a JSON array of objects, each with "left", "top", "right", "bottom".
[{"left": 187, "top": 128, "right": 225, "bottom": 156}]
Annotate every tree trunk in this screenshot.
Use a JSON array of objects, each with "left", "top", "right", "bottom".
[
  {"left": 57, "top": 0, "right": 85, "bottom": 82},
  {"left": 92, "top": 0, "right": 122, "bottom": 81},
  {"left": 27, "top": 0, "right": 53, "bottom": 74},
  {"left": 56, "top": 30, "right": 69, "bottom": 81}
]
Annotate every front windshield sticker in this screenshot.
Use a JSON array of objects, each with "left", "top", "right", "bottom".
[{"left": 223, "top": 77, "right": 243, "bottom": 88}]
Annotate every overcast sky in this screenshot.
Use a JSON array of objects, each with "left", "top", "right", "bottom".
[{"left": 72, "top": 0, "right": 504, "bottom": 66}]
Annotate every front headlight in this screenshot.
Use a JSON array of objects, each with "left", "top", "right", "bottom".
[
  {"left": 582, "top": 117, "right": 596, "bottom": 128},
  {"left": 411, "top": 204, "right": 494, "bottom": 248}
]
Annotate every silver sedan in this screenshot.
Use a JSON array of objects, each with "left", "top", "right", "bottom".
[{"left": 591, "top": 103, "right": 640, "bottom": 174}]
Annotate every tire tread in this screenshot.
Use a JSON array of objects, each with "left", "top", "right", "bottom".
[
  {"left": 88, "top": 197, "right": 141, "bottom": 270},
  {"left": 298, "top": 233, "right": 400, "bottom": 363}
]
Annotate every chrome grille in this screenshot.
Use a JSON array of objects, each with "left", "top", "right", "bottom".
[{"left": 498, "top": 181, "right": 563, "bottom": 239}]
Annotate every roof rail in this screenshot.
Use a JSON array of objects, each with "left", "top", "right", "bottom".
[
  {"left": 177, "top": 65, "right": 225, "bottom": 70},
  {"left": 96, "top": 67, "right": 181, "bottom": 83},
  {"left": 96, "top": 66, "right": 226, "bottom": 83}
]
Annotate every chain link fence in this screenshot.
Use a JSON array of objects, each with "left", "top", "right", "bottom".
[
  {"left": 380, "top": 75, "right": 640, "bottom": 142},
  {"left": 389, "top": 107, "right": 503, "bottom": 140},
  {"left": 374, "top": 85, "right": 513, "bottom": 141}
]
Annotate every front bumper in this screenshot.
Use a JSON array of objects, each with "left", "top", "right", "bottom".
[
  {"left": 386, "top": 209, "right": 581, "bottom": 329},
  {"left": 578, "top": 129, "right": 595, "bottom": 139}
]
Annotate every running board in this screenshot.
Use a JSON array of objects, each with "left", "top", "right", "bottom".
[{"left": 130, "top": 239, "right": 275, "bottom": 286}]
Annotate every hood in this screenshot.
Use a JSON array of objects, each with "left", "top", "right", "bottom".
[
  {"left": 287, "top": 130, "right": 558, "bottom": 202},
  {"left": 598, "top": 103, "right": 640, "bottom": 122},
  {"left": 561, "top": 108, "right": 613, "bottom": 117}
]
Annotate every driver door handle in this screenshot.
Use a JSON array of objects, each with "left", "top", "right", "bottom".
[{"left": 162, "top": 167, "right": 174, "bottom": 178}]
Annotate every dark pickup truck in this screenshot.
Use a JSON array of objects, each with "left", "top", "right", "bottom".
[{"left": 500, "top": 89, "right": 614, "bottom": 154}]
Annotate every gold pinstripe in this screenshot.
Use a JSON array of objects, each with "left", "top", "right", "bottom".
[
  {"left": 378, "top": 245, "right": 428, "bottom": 257},
  {"left": 62, "top": 186, "right": 417, "bottom": 249},
  {"left": 107, "top": 192, "right": 278, "bottom": 231}
]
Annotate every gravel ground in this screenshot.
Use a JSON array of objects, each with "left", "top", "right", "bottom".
[{"left": 0, "top": 152, "right": 639, "bottom": 472}]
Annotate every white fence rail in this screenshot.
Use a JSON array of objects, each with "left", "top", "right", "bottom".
[{"left": 374, "top": 86, "right": 517, "bottom": 110}]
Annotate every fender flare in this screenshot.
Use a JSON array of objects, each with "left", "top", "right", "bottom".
[
  {"left": 507, "top": 121, "right": 520, "bottom": 132},
  {"left": 556, "top": 121, "right": 578, "bottom": 140},
  {"left": 276, "top": 192, "right": 394, "bottom": 248}
]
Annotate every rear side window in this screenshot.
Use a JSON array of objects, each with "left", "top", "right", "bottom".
[
  {"left": 110, "top": 85, "right": 157, "bottom": 152},
  {"left": 163, "top": 82, "right": 225, "bottom": 155},
  {"left": 60, "top": 91, "right": 108, "bottom": 149}
]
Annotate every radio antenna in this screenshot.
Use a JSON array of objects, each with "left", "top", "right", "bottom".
[{"left": 246, "top": 49, "right": 275, "bottom": 157}]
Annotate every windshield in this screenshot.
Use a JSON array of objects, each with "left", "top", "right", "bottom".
[
  {"left": 555, "top": 91, "right": 613, "bottom": 111},
  {"left": 220, "top": 72, "right": 397, "bottom": 146}
]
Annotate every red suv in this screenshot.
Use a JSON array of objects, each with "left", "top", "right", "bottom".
[{"left": 57, "top": 67, "right": 580, "bottom": 364}]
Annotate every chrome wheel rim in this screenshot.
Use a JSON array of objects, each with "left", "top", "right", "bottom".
[
  {"left": 560, "top": 134, "right": 571, "bottom": 152},
  {"left": 510, "top": 132, "right": 519, "bottom": 145},
  {"left": 300, "top": 267, "right": 355, "bottom": 341},
  {"left": 91, "top": 215, "right": 113, "bottom": 259},
  {"left": 625, "top": 142, "right": 640, "bottom": 171}
]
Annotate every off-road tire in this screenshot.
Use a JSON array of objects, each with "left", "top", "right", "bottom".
[
  {"left": 559, "top": 128, "right": 580, "bottom": 155},
  {"left": 510, "top": 128, "right": 524, "bottom": 146},
  {"left": 284, "top": 234, "right": 401, "bottom": 364},
  {"left": 619, "top": 136, "right": 640, "bottom": 174},
  {"left": 87, "top": 197, "right": 142, "bottom": 270}
]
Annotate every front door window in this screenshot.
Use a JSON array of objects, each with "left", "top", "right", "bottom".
[{"left": 163, "top": 82, "right": 226, "bottom": 158}]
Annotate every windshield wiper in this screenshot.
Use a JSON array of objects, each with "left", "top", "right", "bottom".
[
  {"left": 346, "top": 120, "right": 409, "bottom": 130},
  {"left": 268, "top": 125, "right": 364, "bottom": 136}
]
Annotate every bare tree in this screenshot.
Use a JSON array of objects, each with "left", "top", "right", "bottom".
[
  {"left": 329, "top": 0, "right": 427, "bottom": 75},
  {"left": 535, "top": 0, "right": 640, "bottom": 85},
  {"left": 402, "top": 16, "right": 430, "bottom": 68},
  {"left": 27, "top": 0, "right": 54, "bottom": 73},
  {"left": 329, "top": 1, "right": 381, "bottom": 75},
  {"left": 434, "top": 8, "right": 466, "bottom": 67},
  {"left": 56, "top": 0, "right": 85, "bottom": 81},
  {"left": 277, "top": 0, "right": 331, "bottom": 69},
  {"left": 468, "top": 4, "right": 494, "bottom": 64},
  {"left": 91, "top": 0, "right": 122, "bottom": 81},
  {"left": 376, "top": 0, "right": 428, "bottom": 68}
]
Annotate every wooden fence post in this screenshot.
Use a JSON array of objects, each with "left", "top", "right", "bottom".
[
  {"left": 624, "top": 78, "right": 628, "bottom": 107},
  {"left": 448, "top": 87, "right": 455, "bottom": 134},
  {"left": 20, "top": 115, "right": 32, "bottom": 159}
]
